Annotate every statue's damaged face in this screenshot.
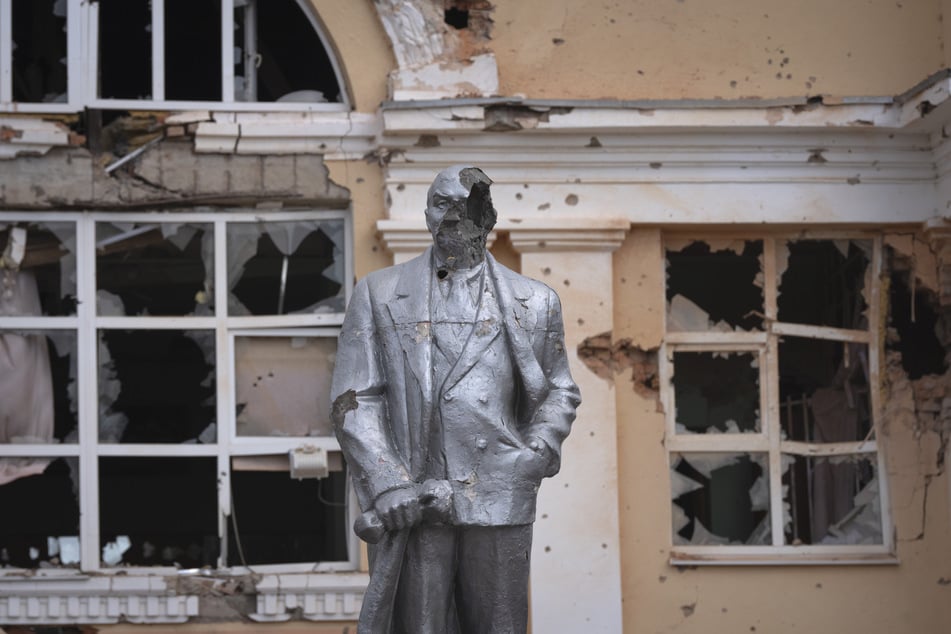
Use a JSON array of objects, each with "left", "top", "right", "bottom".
[{"left": 425, "top": 166, "right": 497, "bottom": 268}]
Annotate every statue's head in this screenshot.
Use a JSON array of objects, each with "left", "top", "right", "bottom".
[{"left": 425, "top": 165, "right": 497, "bottom": 270}]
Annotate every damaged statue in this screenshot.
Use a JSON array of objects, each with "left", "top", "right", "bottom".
[{"left": 330, "top": 165, "right": 581, "bottom": 633}]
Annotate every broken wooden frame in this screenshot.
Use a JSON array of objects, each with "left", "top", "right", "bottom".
[
  {"left": 0, "top": 210, "right": 358, "bottom": 575},
  {"left": 662, "top": 232, "right": 894, "bottom": 564},
  {"left": 0, "top": 0, "right": 349, "bottom": 113}
]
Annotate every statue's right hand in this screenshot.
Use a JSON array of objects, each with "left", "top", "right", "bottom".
[{"left": 374, "top": 486, "right": 423, "bottom": 531}]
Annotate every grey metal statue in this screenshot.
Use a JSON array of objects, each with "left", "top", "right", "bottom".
[{"left": 330, "top": 165, "right": 581, "bottom": 633}]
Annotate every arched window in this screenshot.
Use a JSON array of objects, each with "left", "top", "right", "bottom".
[{"left": 0, "top": 0, "right": 349, "bottom": 112}]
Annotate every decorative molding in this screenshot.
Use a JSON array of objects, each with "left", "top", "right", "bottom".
[
  {"left": 507, "top": 219, "right": 629, "bottom": 253},
  {"left": 0, "top": 593, "right": 197, "bottom": 625},
  {"left": 376, "top": 218, "right": 627, "bottom": 258},
  {"left": 194, "top": 112, "right": 380, "bottom": 159},
  {"left": 248, "top": 574, "right": 367, "bottom": 623}
]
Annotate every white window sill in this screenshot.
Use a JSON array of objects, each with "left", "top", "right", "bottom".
[{"left": 670, "top": 550, "right": 899, "bottom": 566}]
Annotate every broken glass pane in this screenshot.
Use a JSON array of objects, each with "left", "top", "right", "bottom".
[
  {"left": 227, "top": 220, "right": 345, "bottom": 316},
  {"left": 99, "top": 457, "right": 218, "bottom": 567},
  {"left": 227, "top": 468, "right": 348, "bottom": 565},
  {"left": 98, "top": 330, "right": 216, "bottom": 443},
  {"left": 779, "top": 337, "right": 872, "bottom": 442},
  {"left": 671, "top": 452, "right": 770, "bottom": 545},
  {"left": 96, "top": 222, "right": 214, "bottom": 316},
  {"left": 235, "top": 335, "right": 336, "bottom": 437},
  {"left": 783, "top": 454, "right": 882, "bottom": 545},
  {"left": 1, "top": 222, "right": 77, "bottom": 316},
  {"left": 778, "top": 239, "right": 871, "bottom": 329},
  {"left": 672, "top": 351, "right": 760, "bottom": 434},
  {"left": 666, "top": 240, "right": 764, "bottom": 331},
  {"left": 0, "top": 458, "right": 79, "bottom": 568},
  {"left": 98, "top": 0, "right": 152, "bottom": 99},
  {"left": 11, "top": 0, "right": 68, "bottom": 103},
  {"left": 165, "top": 0, "right": 222, "bottom": 101},
  {"left": 0, "top": 330, "right": 78, "bottom": 445}
]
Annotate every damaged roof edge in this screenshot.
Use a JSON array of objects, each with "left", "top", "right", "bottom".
[
  {"left": 384, "top": 70, "right": 951, "bottom": 111},
  {"left": 381, "top": 70, "right": 951, "bottom": 134}
]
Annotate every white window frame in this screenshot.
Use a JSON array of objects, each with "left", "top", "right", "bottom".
[
  {"left": 662, "top": 232, "right": 895, "bottom": 565},
  {"left": 0, "top": 210, "right": 358, "bottom": 578},
  {"left": 0, "top": 0, "right": 349, "bottom": 113}
]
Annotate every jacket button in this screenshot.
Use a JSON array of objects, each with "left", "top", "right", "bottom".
[
  {"left": 476, "top": 438, "right": 488, "bottom": 450},
  {"left": 443, "top": 392, "right": 453, "bottom": 402}
]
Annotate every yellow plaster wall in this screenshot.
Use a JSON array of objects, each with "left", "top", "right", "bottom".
[
  {"left": 492, "top": 0, "right": 944, "bottom": 100},
  {"left": 325, "top": 160, "right": 389, "bottom": 280},
  {"left": 610, "top": 229, "right": 951, "bottom": 633},
  {"left": 309, "top": 0, "right": 394, "bottom": 112}
]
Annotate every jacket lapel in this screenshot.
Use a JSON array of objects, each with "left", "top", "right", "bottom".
[{"left": 385, "top": 249, "right": 434, "bottom": 418}]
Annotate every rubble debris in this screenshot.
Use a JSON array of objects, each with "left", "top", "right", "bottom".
[
  {"left": 235, "top": 336, "right": 336, "bottom": 437},
  {"left": 672, "top": 351, "right": 760, "bottom": 434},
  {"left": 778, "top": 239, "right": 870, "bottom": 329},
  {"left": 666, "top": 240, "right": 764, "bottom": 331},
  {"left": 576, "top": 331, "right": 659, "bottom": 399},
  {"left": 671, "top": 452, "right": 770, "bottom": 545},
  {"left": 483, "top": 105, "right": 573, "bottom": 132}
]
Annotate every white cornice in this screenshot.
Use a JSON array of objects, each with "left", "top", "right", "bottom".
[{"left": 194, "top": 112, "right": 380, "bottom": 160}]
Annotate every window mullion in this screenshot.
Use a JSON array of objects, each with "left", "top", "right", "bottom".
[
  {"left": 221, "top": 0, "right": 234, "bottom": 103},
  {"left": 214, "top": 219, "right": 232, "bottom": 568},
  {"left": 151, "top": 0, "right": 165, "bottom": 101},
  {"left": 66, "top": 0, "right": 82, "bottom": 108},
  {"left": 78, "top": 216, "right": 101, "bottom": 571},
  {"left": 762, "top": 237, "right": 784, "bottom": 546},
  {"left": 0, "top": 0, "right": 11, "bottom": 105},
  {"left": 869, "top": 236, "right": 894, "bottom": 552}
]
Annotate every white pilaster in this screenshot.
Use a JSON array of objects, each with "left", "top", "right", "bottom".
[{"left": 510, "top": 220, "right": 628, "bottom": 634}]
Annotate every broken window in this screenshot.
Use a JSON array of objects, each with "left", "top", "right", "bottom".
[
  {"left": 663, "top": 234, "right": 889, "bottom": 561},
  {"left": 96, "top": 222, "right": 214, "bottom": 317},
  {"left": 228, "top": 219, "right": 344, "bottom": 316},
  {"left": 235, "top": 335, "right": 336, "bottom": 438},
  {"left": 227, "top": 467, "right": 348, "bottom": 566},
  {"left": 99, "top": 457, "right": 218, "bottom": 567},
  {"left": 1, "top": 222, "right": 78, "bottom": 316},
  {"left": 0, "top": 210, "right": 354, "bottom": 574},
  {"left": 671, "top": 452, "right": 770, "bottom": 545},
  {"left": 0, "top": 458, "right": 79, "bottom": 568},
  {"left": 672, "top": 350, "right": 761, "bottom": 434},
  {"left": 666, "top": 239, "right": 763, "bottom": 331},
  {"left": 98, "top": 330, "right": 215, "bottom": 444},
  {"left": 784, "top": 454, "right": 881, "bottom": 545}
]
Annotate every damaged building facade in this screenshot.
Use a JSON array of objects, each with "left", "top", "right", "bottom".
[{"left": 1, "top": 0, "right": 951, "bottom": 632}]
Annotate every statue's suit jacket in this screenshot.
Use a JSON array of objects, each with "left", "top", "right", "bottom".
[{"left": 330, "top": 247, "right": 580, "bottom": 630}]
